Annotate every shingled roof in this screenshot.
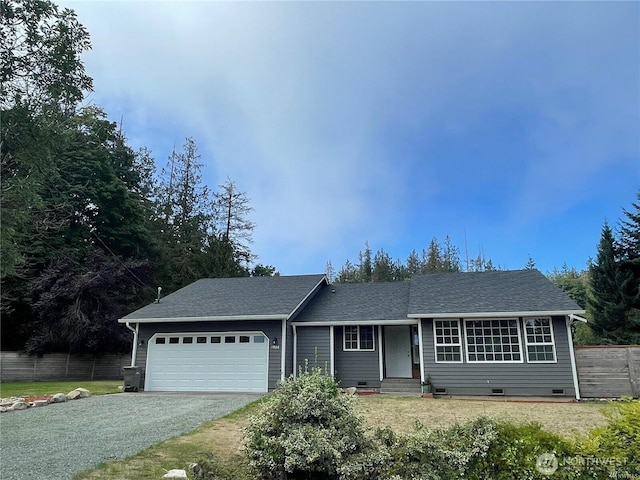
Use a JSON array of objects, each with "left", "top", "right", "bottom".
[
  {"left": 293, "top": 281, "right": 410, "bottom": 324},
  {"left": 119, "top": 274, "right": 327, "bottom": 323},
  {"left": 408, "top": 269, "right": 583, "bottom": 318}
]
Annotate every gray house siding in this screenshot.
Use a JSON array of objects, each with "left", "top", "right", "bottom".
[
  {"left": 135, "top": 320, "right": 282, "bottom": 390},
  {"left": 334, "top": 326, "right": 381, "bottom": 389},
  {"left": 421, "top": 316, "right": 576, "bottom": 397},
  {"left": 295, "top": 326, "right": 331, "bottom": 373}
]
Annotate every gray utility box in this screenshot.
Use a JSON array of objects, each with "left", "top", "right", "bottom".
[{"left": 123, "top": 366, "right": 142, "bottom": 392}]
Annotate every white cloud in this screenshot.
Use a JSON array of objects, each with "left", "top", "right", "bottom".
[{"left": 61, "top": 0, "right": 639, "bottom": 273}]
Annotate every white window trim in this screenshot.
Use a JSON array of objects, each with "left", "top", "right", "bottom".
[
  {"left": 433, "top": 319, "right": 463, "bottom": 363},
  {"left": 343, "top": 325, "right": 375, "bottom": 351},
  {"left": 523, "top": 317, "right": 557, "bottom": 364},
  {"left": 463, "top": 318, "right": 524, "bottom": 364}
]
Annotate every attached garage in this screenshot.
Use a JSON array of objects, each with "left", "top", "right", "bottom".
[{"left": 145, "top": 331, "right": 269, "bottom": 392}]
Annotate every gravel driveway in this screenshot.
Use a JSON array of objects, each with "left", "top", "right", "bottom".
[{"left": 0, "top": 392, "right": 260, "bottom": 480}]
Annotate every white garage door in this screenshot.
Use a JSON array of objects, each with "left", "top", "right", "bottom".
[{"left": 145, "top": 332, "right": 269, "bottom": 392}]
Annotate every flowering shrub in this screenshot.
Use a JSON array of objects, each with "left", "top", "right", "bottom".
[{"left": 243, "top": 366, "right": 389, "bottom": 480}]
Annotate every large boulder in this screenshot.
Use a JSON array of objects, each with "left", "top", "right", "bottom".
[{"left": 67, "top": 388, "right": 91, "bottom": 400}]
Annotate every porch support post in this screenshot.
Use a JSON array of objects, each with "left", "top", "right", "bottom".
[
  {"left": 417, "top": 319, "right": 425, "bottom": 383},
  {"left": 292, "top": 325, "right": 298, "bottom": 379},
  {"left": 378, "top": 325, "right": 384, "bottom": 381},
  {"left": 329, "top": 326, "right": 335, "bottom": 378},
  {"left": 566, "top": 316, "right": 581, "bottom": 400},
  {"left": 281, "top": 318, "right": 287, "bottom": 382}
]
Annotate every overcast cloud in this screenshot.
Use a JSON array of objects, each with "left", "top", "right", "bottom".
[{"left": 61, "top": 1, "right": 639, "bottom": 274}]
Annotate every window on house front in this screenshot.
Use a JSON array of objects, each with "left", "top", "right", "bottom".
[
  {"left": 524, "top": 317, "right": 556, "bottom": 362},
  {"left": 433, "top": 319, "right": 462, "bottom": 362},
  {"left": 464, "top": 319, "right": 522, "bottom": 362},
  {"left": 343, "top": 326, "right": 374, "bottom": 351}
]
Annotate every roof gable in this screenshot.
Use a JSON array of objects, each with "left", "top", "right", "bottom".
[
  {"left": 120, "top": 274, "right": 327, "bottom": 322},
  {"left": 408, "top": 269, "right": 582, "bottom": 317},
  {"left": 293, "top": 281, "right": 410, "bottom": 323}
]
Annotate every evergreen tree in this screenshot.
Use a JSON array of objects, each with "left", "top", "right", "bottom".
[
  {"left": 587, "top": 223, "right": 631, "bottom": 343},
  {"left": 548, "top": 264, "right": 588, "bottom": 309},
  {"left": 358, "top": 242, "right": 372, "bottom": 282},
  {"left": 212, "top": 178, "right": 256, "bottom": 268}
]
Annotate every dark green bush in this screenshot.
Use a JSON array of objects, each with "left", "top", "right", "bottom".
[
  {"left": 384, "top": 417, "right": 498, "bottom": 479},
  {"left": 467, "top": 421, "right": 579, "bottom": 480},
  {"left": 577, "top": 400, "right": 640, "bottom": 477}
]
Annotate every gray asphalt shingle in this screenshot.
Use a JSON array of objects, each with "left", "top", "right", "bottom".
[
  {"left": 293, "top": 282, "right": 410, "bottom": 323},
  {"left": 408, "top": 269, "right": 582, "bottom": 315},
  {"left": 121, "top": 274, "right": 326, "bottom": 320}
]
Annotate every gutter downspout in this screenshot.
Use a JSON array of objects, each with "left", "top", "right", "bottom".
[
  {"left": 125, "top": 322, "right": 138, "bottom": 367},
  {"left": 292, "top": 325, "right": 298, "bottom": 379},
  {"left": 566, "top": 316, "right": 581, "bottom": 400}
]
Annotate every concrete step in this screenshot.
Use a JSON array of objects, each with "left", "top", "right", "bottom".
[{"left": 380, "top": 378, "right": 421, "bottom": 395}]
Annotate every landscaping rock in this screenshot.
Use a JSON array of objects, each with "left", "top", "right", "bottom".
[
  {"left": 9, "top": 402, "right": 28, "bottom": 411},
  {"left": 52, "top": 393, "right": 68, "bottom": 403},
  {"left": 163, "top": 469, "right": 188, "bottom": 478},
  {"left": 0, "top": 406, "right": 7, "bottom": 413},
  {"left": 31, "top": 400, "right": 50, "bottom": 407},
  {"left": 67, "top": 388, "right": 91, "bottom": 400},
  {"left": 344, "top": 387, "right": 358, "bottom": 395}
]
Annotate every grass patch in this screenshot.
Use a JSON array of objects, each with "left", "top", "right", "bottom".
[
  {"left": 73, "top": 395, "right": 611, "bottom": 480},
  {"left": 359, "top": 395, "right": 612, "bottom": 436},
  {"left": 0, "top": 380, "right": 122, "bottom": 398}
]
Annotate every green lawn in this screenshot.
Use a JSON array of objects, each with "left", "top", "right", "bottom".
[{"left": 0, "top": 380, "right": 122, "bottom": 398}]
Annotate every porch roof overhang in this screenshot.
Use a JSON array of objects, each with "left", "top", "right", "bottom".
[
  {"left": 291, "top": 318, "right": 418, "bottom": 327},
  {"left": 118, "top": 314, "right": 288, "bottom": 324},
  {"left": 407, "top": 309, "right": 586, "bottom": 319}
]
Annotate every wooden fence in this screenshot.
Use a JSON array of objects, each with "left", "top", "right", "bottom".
[
  {"left": 0, "top": 352, "right": 132, "bottom": 382},
  {"left": 575, "top": 346, "right": 640, "bottom": 398}
]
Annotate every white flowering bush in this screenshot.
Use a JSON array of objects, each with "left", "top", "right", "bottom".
[{"left": 243, "top": 366, "right": 389, "bottom": 480}]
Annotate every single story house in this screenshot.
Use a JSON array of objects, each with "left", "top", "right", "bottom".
[{"left": 119, "top": 269, "right": 586, "bottom": 398}]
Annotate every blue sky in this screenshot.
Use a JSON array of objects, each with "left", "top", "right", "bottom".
[{"left": 61, "top": 1, "right": 639, "bottom": 276}]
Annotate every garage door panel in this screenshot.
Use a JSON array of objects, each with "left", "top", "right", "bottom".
[{"left": 145, "top": 331, "right": 269, "bottom": 392}]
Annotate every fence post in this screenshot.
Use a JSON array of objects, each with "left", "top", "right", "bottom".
[
  {"left": 91, "top": 356, "right": 96, "bottom": 381},
  {"left": 33, "top": 356, "right": 37, "bottom": 381},
  {"left": 627, "top": 347, "right": 639, "bottom": 398},
  {"left": 65, "top": 353, "right": 70, "bottom": 378}
]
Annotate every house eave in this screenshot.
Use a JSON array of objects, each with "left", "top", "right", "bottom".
[
  {"left": 291, "top": 318, "right": 418, "bottom": 327},
  {"left": 407, "top": 310, "right": 586, "bottom": 319},
  {"left": 118, "top": 314, "right": 288, "bottom": 324}
]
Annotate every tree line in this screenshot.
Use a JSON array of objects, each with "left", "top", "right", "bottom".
[
  {"left": 331, "top": 192, "right": 640, "bottom": 345},
  {"left": 1, "top": 0, "right": 273, "bottom": 355}
]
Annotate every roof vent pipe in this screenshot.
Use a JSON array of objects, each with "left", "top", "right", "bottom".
[{"left": 156, "top": 286, "right": 162, "bottom": 303}]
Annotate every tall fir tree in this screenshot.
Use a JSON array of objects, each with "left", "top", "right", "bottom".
[{"left": 587, "top": 223, "right": 630, "bottom": 343}]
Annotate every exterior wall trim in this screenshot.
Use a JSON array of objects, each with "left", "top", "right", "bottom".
[
  {"left": 120, "top": 314, "right": 287, "bottom": 324},
  {"left": 292, "top": 319, "right": 419, "bottom": 327},
  {"left": 329, "top": 325, "right": 335, "bottom": 377},
  {"left": 378, "top": 325, "right": 384, "bottom": 381},
  {"left": 408, "top": 310, "right": 584, "bottom": 319},
  {"left": 566, "top": 316, "right": 582, "bottom": 400}
]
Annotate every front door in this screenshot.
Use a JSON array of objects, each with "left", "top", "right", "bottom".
[{"left": 384, "top": 326, "right": 412, "bottom": 378}]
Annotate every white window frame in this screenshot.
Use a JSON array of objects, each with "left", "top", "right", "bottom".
[
  {"left": 523, "top": 317, "right": 557, "bottom": 363},
  {"left": 464, "top": 318, "right": 524, "bottom": 363},
  {"left": 433, "top": 319, "right": 463, "bottom": 363},
  {"left": 343, "top": 325, "right": 375, "bottom": 351}
]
